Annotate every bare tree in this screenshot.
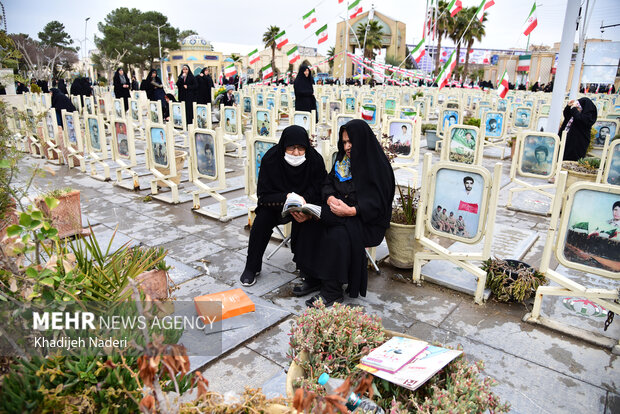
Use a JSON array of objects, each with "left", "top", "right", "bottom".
[{"left": 91, "top": 48, "right": 128, "bottom": 83}]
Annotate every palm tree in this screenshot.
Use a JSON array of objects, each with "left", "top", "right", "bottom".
[
  {"left": 327, "top": 46, "right": 335, "bottom": 74},
  {"left": 448, "top": 9, "right": 468, "bottom": 75},
  {"left": 262, "top": 25, "right": 280, "bottom": 70},
  {"left": 463, "top": 7, "right": 486, "bottom": 78},
  {"left": 355, "top": 20, "right": 384, "bottom": 59},
  {"left": 433, "top": 1, "right": 453, "bottom": 76}
]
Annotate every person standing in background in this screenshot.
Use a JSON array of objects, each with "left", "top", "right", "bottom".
[
  {"left": 196, "top": 68, "right": 214, "bottom": 105},
  {"left": 177, "top": 65, "right": 197, "bottom": 124}
]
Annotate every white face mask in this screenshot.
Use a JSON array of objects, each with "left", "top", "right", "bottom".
[{"left": 284, "top": 153, "right": 306, "bottom": 167}]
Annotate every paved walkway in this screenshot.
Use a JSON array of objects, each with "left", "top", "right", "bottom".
[{"left": 14, "top": 136, "right": 619, "bottom": 413}]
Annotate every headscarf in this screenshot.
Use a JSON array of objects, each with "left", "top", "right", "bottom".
[
  {"left": 50, "top": 88, "right": 75, "bottom": 112},
  {"left": 337, "top": 119, "right": 395, "bottom": 234},
  {"left": 257, "top": 125, "right": 325, "bottom": 204},
  {"left": 114, "top": 68, "right": 127, "bottom": 84},
  {"left": 294, "top": 65, "right": 314, "bottom": 96}
]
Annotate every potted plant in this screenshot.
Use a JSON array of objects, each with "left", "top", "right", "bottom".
[
  {"left": 129, "top": 246, "right": 172, "bottom": 300},
  {"left": 36, "top": 187, "right": 84, "bottom": 239},
  {"left": 482, "top": 257, "right": 548, "bottom": 303},
  {"left": 286, "top": 302, "right": 510, "bottom": 413},
  {"left": 422, "top": 123, "right": 439, "bottom": 150},
  {"left": 561, "top": 157, "right": 600, "bottom": 188},
  {"left": 385, "top": 185, "right": 421, "bottom": 269}
]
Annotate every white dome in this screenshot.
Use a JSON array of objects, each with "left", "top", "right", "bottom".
[{"left": 180, "top": 35, "right": 213, "bottom": 51}]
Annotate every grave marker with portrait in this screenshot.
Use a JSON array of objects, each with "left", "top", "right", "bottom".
[
  {"left": 84, "top": 96, "right": 94, "bottom": 116},
  {"left": 344, "top": 96, "right": 357, "bottom": 114},
  {"left": 438, "top": 108, "right": 461, "bottom": 137},
  {"left": 592, "top": 119, "right": 619, "bottom": 148},
  {"left": 149, "top": 100, "right": 163, "bottom": 125},
  {"left": 111, "top": 119, "right": 139, "bottom": 187},
  {"left": 113, "top": 98, "right": 125, "bottom": 120},
  {"left": 170, "top": 102, "right": 186, "bottom": 131},
  {"left": 387, "top": 119, "right": 417, "bottom": 160},
  {"left": 85, "top": 114, "right": 111, "bottom": 180},
  {"left": 42, "top": 109, "right": 63, "bottom": 163},
  {"left": 442, "top": 125, "right": 482, "bottom": 165},
  {"left": 292, "top": 111, "right": 315, "bottom": 136},
  {"left": 61, "top": 109, "right": 85, "bottom": 171},
  {"left": 253, "top": 108, "right": 276, "bottom": 139},
  {"left": 129, "top": 98, "right": 141, "bottom": 126},
  {"left": 247, "top": 134, "right": 278, "bottom": 199},
  {"left": 603, "top": 139, "right": 620, "bottom": 186},
  {"left": 513, "top": 106, "right": 533, "bottom": 130},
  {"left": 481, "top": 111, "right": 506, "bottom": 140},
  {"left": 193, "top": 103, "right": 212, "bottom": 130}
]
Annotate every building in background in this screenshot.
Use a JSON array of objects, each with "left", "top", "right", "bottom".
[
  {"left": 333, "top": 10, "right": 407, "bottom": 79},
  {"left": 163, "top": 35, "right": 223, "bottom": 84}
]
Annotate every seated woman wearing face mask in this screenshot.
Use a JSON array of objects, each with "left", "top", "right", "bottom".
[{"left": 240, "top": 125, "right": 327, "bottom": 287}]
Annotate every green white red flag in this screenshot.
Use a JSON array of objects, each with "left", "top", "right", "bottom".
[
  {"left": 523, "top": 2, "right": 538, "bottom": 36},
  {"left": 435, "top": 50, "right": 457, "bottom": 90},
  {"left": 517, "top": 54, "right": 531, "bottom": 71},
  {"left": 224, "top": 64, "right": 237, "bottom": 78},
  {"left": 448, "top": 0, "right": 462, "bottom": 17},
  {"left": 303, "top": 8, "right": 317, "bottom": 29},
  {"left": 349, "top": 0, "right": 363, "bottom": 19},
  {"left": 275, "top": 31, "right": 288, "bottom": 49},
  {"left": 411, "top": 38, "right": 426, "bottom": 64},
  {"left": 361, "top": 105, "right": 375, "bottom": 121},
  {"left": 287, "top": 46, "right": 300, "bottom": 64},
  {"left": 248, "top": 49, "right": 260, "bottom": 65},
  {"left": 315, "top": 24, "right": 328, "bottom": 44},
  {"left": 262, "top": 64, "right": 273, "bottom": 79},
  {"left": 476, "top": 0, "right": 495, "bottom": 22},
  {"left": 497, "top": 70, "right": 509, "bottom": 98}
]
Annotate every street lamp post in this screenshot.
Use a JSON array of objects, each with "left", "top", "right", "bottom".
[
  {"left": 153, "top": 24, "right": 166, "bottom": 88},
  {"left": 84, "top": 17, "right": 90, "bottom": 61}
]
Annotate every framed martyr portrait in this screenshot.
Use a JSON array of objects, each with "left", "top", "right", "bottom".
[
  {"left": 426, "top": 163, "right": 492, "bottom": 244},
  {"left": 556, "top": 183, "right": 620, "bottom": 279}
]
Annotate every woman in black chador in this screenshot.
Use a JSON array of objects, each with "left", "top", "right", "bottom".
[
  {"left": 113, "top": 67, "right": 131, "bottom": 112},
  {"left": 294, "top": 120, "right": 395, "bottom": 307},
  {"left": 240, "top": 125, "right": 327, "bottom": 287},
  {"left": 176, "top": 64, "right": 198, "bottom": 124},
  {"left": 50, "top": 88, "right": 76, "bottom": 127},
  {"left": 559, "top": 97, "right": 597, "bottom": 161},
  {"left": 294, "top": 65, "right": 317, "bottom": 118},
  {"left": 196, "top": 67, "right": 214, "bottom": 105}
]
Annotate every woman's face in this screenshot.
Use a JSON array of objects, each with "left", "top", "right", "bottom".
[
  {"left": 304, "top": 68, "right": 310, "bottom": 77},
  {"left": 118, "top": 69, "right": 124, "bottom": 76},
  {"left": 613, "top": 205, "right": 620, "bottom": 220},
  {"left": 285, "top": 144, "right": 306, "bottom": 156},
  {"left": 182, "top": 66, "right": 188, "bottom": 74},
  {"left": 342, "top": 130, "right": 352, "bottom": 158}
]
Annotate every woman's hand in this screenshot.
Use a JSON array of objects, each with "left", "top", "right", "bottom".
[
  {"left": 328, "top": 197, "right": 355, "bottom": 217},
  {"left": 291, "top": 211, "right": 311, "bottom": 223}
]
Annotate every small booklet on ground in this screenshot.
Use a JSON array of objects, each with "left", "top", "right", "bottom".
[
  {"left": 360, "top": 336, "right": 429, "bottom": 373},
  {"left": 357, "top": 344, "right": 463, "bottom": 392},
  {"left": 281, "top": 192, "right": 321, "bottom": 219}
]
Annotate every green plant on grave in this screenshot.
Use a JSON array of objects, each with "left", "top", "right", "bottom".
[
  {"left": 482, "top": 257, "right": 548, "bottom": 303},
  {"left": 392, "top": 185, "right": 420, "bottom": 225},
  {"left": 421, "top": 123, "right": 436, "bottom": 134},
  {"left": 463, "top": 117, "right": 481, "bottom": 127},
  {"left": 288, "top": 303, "right": 510, "bottom": 412},
  {"left": 577, "top": 156, "right": 601, "bottom": 172},
  {"left": 42, "top": 187, "right": 73, "bottom": 199},
  {"left": 126, "top": 246, "right": 171, "bottom": 272}
]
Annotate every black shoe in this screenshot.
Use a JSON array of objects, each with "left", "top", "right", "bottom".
[
  {"left": 305, "top": 294, "right": 343, "bottom": 308},
  {"left": 240, "top": 270, "right": 259, "bottom": 287},
  {"left": 292, "top": 279, "right": 321, "bottom": 297}
]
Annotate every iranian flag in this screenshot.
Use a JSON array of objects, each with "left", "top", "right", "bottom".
[
  {"left": 349, "top": 0, "right": 363, "bottom": 19},
  {"left": 476, "top": 0, "right": 495, "bottom": 22},
  {"left": 361, "top": 105, "right": 375, "bottom": 121},
  {"left": 315, "top": 24, "right": 328, "bottom": 44},
  {"left": 262, "top": 64, "right": 273, "bottom": 79},
  {"left": 517, "top": 54, "right": 531, "bottom": 71},
  {"left": 448, "top": 0, "right": 462, "bottom": 17},
  {"left": 275, "top": 31, "right": 288, "bottom": 49},
  {"left": 303, "top": 8, "right": 317, "bottom": 29},
  {"left": 224, "top": 64, "right": 237, "bottom": 78},
  {"left": 411, "top": 38, "right": 426, "bottom": 63},
  {"left": 287, "top": 46, "right": 301, "bottom": 64},
  {"left": 248, "top": 49, "right": 260, "bottom": 65},
  {"left": 497, "top": 70, "right": 509, "bottom": 98},
  {"left": 435, "top": 50, "right": 457, "bottom": 90},
  {"left": 522, "top": 2, "right": 538, "bottom": 36}
]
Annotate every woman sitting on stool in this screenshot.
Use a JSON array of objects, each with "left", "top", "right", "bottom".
[
  {"left": 293, "top": 120, "right": 395, "bottom": 307},
  {"left": 240, "top": 125, "right": 327, "bottom": 286}
]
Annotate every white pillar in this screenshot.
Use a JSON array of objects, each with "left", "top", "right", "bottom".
[{"left": 548, "top": 0, "right": 581, "bottom": 134}]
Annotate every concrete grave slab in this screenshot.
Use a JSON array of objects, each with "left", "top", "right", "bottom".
[
  {"left": 194, "top": 195, "right": 255, "bottom": 221},
  {"left": 406, "top": 321, "right": 610, "bottom": 414},
  {"left": 192, "top": 249, "right": 298, "bottom": 297},
  {"left": 152, "top": 174, "right": 246, "bottom": 204},
  {"left": 166, "top": 256, "right": 204, "bottom": 285},
  {"left": 420, "top": 223, "right": 538, "bottom": 300},
  {"left": 188, "top": 294, "right": 290, "bottom": 372}
]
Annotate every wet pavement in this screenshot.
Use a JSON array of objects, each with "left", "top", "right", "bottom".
[{"left": 12, "top": 130, "right": 620, "bottom": 414}]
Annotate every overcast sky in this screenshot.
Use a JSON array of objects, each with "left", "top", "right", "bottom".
[{"left": 4, "top": 0, "right": 620, "bottom": 57}]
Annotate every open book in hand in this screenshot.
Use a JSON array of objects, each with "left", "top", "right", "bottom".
[{"left": 281, "top": 192, "right": 321, "bottom": 219}]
